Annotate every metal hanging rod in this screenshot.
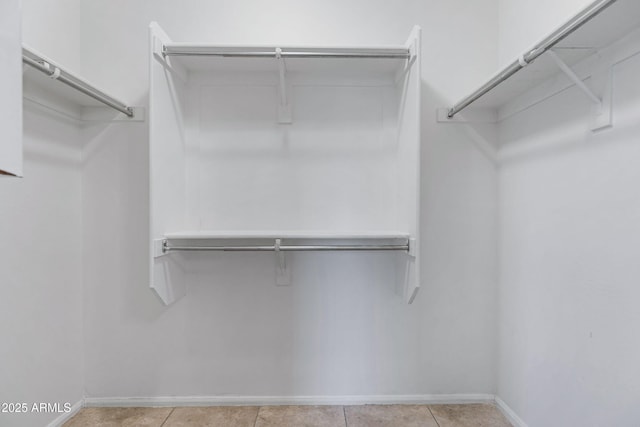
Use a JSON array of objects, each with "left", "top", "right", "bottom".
[
  {"left": 162, "top": 45, "right": 411, "bottom": 59},
  {"left": 162, "top": 240, "right": 410, "bottom": 253},
  {"left": 447, "top": 0, "right": 618, "bottom": 118},
  {"left": 22, "top": 49, "right": 135, "bottom": 118}
]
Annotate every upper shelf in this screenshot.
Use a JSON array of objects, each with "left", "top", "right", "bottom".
[
  {"left": 154, "top": 25, "right": 418, "bottom": 80},
  {"left": 164, "top": 230, "right": 411, "bottom": 240},
  {"left": 446, "top": 0, "right": 640, "bottom": 117},
  {"left": 22, "top": 46, "right": 139, "bottom": 121}
]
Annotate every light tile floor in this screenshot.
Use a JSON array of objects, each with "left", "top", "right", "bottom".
[{"left": 63, "top": 403, "right": 512, "bottom": 427}]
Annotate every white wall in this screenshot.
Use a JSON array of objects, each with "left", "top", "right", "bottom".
[
  {"left": 79, "top": 0, "right": 500, "bottom": 399},
  {"left": 16, "top": 0, "right": 640, "bottom": 423},
  {"left": 498, "top": 0, "right": 592, "bottom": 67},
  {"left": 0, "top": 109, "right": 84, "bottom": 427},
  {"left": 0, "top": 2, "right": 85, "bottom": 426},
  {"left": 22, "top": 0, "right": 82, "bottom": 73},
  {"left": 497, "top": 25, "right": 640, "bottom": 427}
]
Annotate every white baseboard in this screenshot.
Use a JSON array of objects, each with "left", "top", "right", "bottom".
[
  {"left": 84, "top": 393, "right": 496, "bottom": 407},
  {"left": 34, "top": 393, "right": 523, "bottom": 426},
  {"left": 46, "top": 400, "right": 84, "bottom": 427},
  {"left": 495, "top": 396, "right": 528, "bottom": 427}
]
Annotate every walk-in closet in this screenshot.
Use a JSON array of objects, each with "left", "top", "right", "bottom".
[{"left": 1, "top": 0, "right": 639, "bottom": 426}]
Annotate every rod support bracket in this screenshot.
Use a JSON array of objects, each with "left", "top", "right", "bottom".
[
  {"left": 276, "top": 48, "right": 292, "bottom": 124},
  {"left": 153, "top": 238, "right": 169, "bottom": 258},
  {"left": 446, "top": 108, "right": 455, "bottom": 119},
  {"left": 395, "top": 27, "right": 419, "bottom": 85},
  {"left": 517, "top": 54, "right": 529, "bottom": 68},
  {"left": 41, "top": 61, "right": 61, "bottom": 80},
  {"left": 274, "top": 238, "right": 291, "bottom": 286},
  {"left": 589, "top": 66, "right": 613, "bottom": 131},
  {"left": 408, "top": 238, "right": 417, "bottom": 257}
]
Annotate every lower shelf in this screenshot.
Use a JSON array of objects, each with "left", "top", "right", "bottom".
[
  {"left": 157, "top": 232, "right": 412, "bottom": 256},
  {"left": 150, "top": 231, "right": 419, "bottom": 306}
]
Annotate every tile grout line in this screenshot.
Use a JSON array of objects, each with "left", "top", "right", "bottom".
[
  {"left": 342, "top": 405, "right": 348, "bottom": 427},
  {"left": 159, "top": 407, "right": 175, "bottom": 427},
  {"left": 253, "top": 406, "right": 262, "bottom": 427},
  {"left": 427, "top": 406, "right": 441, "bottom": 427}
]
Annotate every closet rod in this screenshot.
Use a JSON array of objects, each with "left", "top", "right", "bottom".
[
  {"left": 22, "top": 51, "right": 135, "bottom": 118},
  {"left": 162, "top": 46, "right": 410, "bottom": 59},
  {"left": 447, "top": 0, "right": 617, "bottom": 118},
  {"left": 163, "top": 242, "right": 410, "bottom": 253}
]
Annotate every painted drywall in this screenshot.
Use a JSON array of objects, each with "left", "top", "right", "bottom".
[
  {"left": 21, "top": 0, "right": 82, "bottom": 73},
  {"left": 498, "top": 0, "right": 592, "bottom": 67},
  {"left": 79, "top": 0, "right": 500, "bottom": 399},
  {"left": 0, "top": 110, "right": 84, "bottom": 427},
  {"left": 497, "top": 28, "right": 640, "bottom": 426},
  {"left": 0, "top": 2, "right": 86, "bottom": 426}
]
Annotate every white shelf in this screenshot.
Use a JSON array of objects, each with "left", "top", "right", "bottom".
[
  {"left": 159, "top": 231, "right": 412, "bottom": 257},
  {"left": 446, "top": 0, "right": 640, "bottom": 116},
  {"left": 159, "top": 231, "right": 413, "bottom": 255},
  {"left": 161, "top": 43, "right": 413, "bottom": 80},
  {"left": 164, "top": 230, "right": 410, "bottom": 240},
  {"left": 22, "top": 46, "right": 142, "bottom": 122}
]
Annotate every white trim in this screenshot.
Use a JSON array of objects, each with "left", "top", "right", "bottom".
[
  {"left": 46, "top": 400, "right": 84, "bottom": 427},
  {"left": 84, "top": 394, "right": 496, "bottom": 407},
  {"left": 495, "top": 396, "right": 528, "bottom": 427}
]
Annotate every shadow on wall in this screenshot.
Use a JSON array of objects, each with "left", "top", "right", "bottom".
[
  {"left": 418, "top": 79, "right": 500, "bottom": 392},
  {"left": 79, "top": 91, "right": 161, "bottom": 322},
  {"left": 498, "top": 73, "right": 640, "bottom": 167},
  {"left": 22, "top": 106, "right": 83, "bottom": 170}
]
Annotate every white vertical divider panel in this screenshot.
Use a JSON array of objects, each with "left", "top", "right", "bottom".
[
  {"left": 396, "top": 26, "right": 422, "bottom": 303},
  {"left": 149, "top": 23, "right": 188, "bottom": 305},
  {"left": 0, "top": 0, "right": 22, "bottom": 177}
]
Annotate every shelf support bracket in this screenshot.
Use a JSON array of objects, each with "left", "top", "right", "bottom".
[
  {"left": 548, "top": 50, "right": 612, "bottom": 131},
  {"left": 153, "top": 238, "right": 168, "bottom": 258},
  {"left": 274, "top": 238, "right": 291, "bottom": 285},
  {"left": 276, "top": 48, "right": 292, "bottom": 124},
  {"left": 548, "top": 51, "right": 600, "bottom": 106}
]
